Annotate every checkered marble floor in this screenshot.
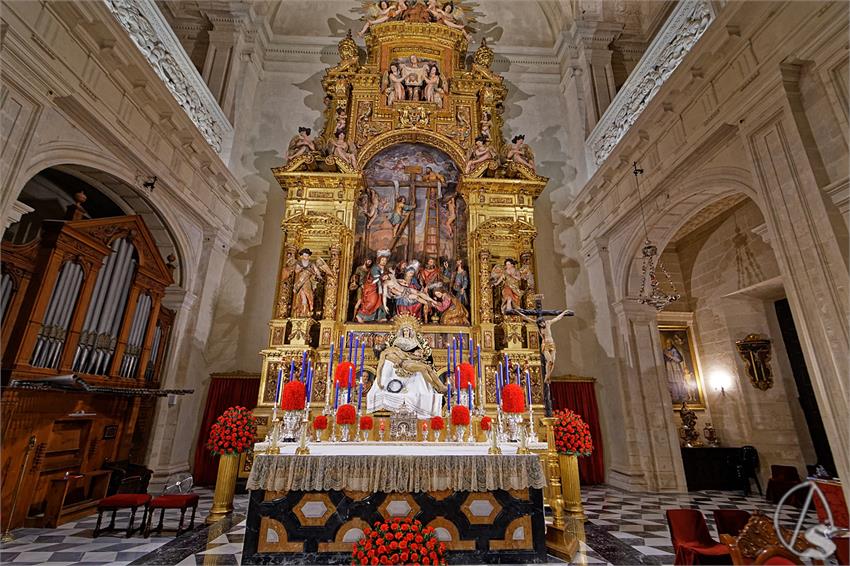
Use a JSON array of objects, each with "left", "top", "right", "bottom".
[{"left": 0, "top": 485, "right": 825, "bottom": 565}]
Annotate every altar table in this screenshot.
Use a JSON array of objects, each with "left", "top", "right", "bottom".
[{"left": 242, "top": 443, "right": 548, "bottom": 564}]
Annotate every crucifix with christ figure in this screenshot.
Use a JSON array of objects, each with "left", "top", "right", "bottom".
[{"left": 506, "top": 294, "right": 574, "bottom": 417}]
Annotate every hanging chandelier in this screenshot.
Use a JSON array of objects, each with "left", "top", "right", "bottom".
[{"left": 632, "top": 162, "right": 680, "bottom": 311}]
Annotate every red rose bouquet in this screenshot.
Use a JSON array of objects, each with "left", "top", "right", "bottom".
[
  {"left": 281, "top": 380, "right": 306, "bottom": 410},
  {"left": 450, "top": 405, "right": 470, "bottom": 427},
  {"left": 552, "top": 409, "right": 593, "bottom": 456},
  {"left": 457, "top": 362, "right": 475, "bottom": 388},
  {"left": 360, "top": 415, "right": 374, "bottom": 431},
  {"left": 313, "top": 415, "right": 328, "bottom": 431},
  {"left": 337, "top": 403, "right": 356, "bottom": 425},
  {"left": 207, "top": 406, "right": 257, "bottom": 456},
  {"left": 480, "top": 415, "right": 492, "bottom": 431},
  {"left": 429, "top": 415, "right": 444, "bottom": 431},
  {"left": 352, "top": 517, "right": 446, "bottom": 566},
  {"left": 501, "top": 383, "right": 526, "bottom": 414},
  {"left": 335, "top": 361, "right": 356, "bottom": 388}
]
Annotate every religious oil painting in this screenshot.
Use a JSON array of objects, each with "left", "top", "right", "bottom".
[
  {"left": 659, "top": 325, "right": 705, "bottom": 409},
  {"left": 348, "top": 143, "right": 469, "bottom": 325}
]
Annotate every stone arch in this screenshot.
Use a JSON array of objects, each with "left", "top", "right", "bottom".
[
  {"left": 616, "top": 166, "right": 764, "bottom": 300},
  {"left": 9, "top": 143, "right": 194, "bottom": 289}
]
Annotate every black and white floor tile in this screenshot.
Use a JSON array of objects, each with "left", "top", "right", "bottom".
[{"left": 0, "top": 485, "right": 823, "bottom": 565}]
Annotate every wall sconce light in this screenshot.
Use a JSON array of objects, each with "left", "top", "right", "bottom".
[{"left": 709, "top": 369, "right": 734, "bottom": 397}]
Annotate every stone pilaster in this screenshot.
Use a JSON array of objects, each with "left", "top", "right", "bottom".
[{"left": 570, "top": 20, "right": 624, "bottom": 132}]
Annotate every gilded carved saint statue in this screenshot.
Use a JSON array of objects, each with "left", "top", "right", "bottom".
[{"left": 282, "top": 248, "right": 334, "bottom": 318}]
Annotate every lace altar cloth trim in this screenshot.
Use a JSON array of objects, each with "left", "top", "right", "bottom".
[{"left": 247, "top": 452, "right": 546, "bottom": 493}]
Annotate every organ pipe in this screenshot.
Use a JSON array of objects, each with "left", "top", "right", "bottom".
[
  {"left": 30, "top": 262, "right": 84, "bottom": 369},
  {"left": 0, "top": 272, "right": 13, "bottom": 323}
]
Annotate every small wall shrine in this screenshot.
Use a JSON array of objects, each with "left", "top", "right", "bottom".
[{"left": 258, "top": 0, "right": 549, "bottom": 423}]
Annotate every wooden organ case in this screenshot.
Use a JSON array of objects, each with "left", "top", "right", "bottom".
[{"left": 1, "top": 216, "right": 175, "bottom": 530}]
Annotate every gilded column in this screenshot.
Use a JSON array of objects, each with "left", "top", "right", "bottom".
[
  {"left": 275, "top": 244, "right": 296, "bottom": 319},
  {"left": 321, "top": 244, "right": 341, "bottom": 321}
]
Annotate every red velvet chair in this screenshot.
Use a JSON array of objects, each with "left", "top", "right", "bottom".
[
  {"left": 144, "top": 493, "right": 200, "bottom": 537},
  {"left": 667, "top": 509, "right": 732, "bottom": 565},
  {"left": 812, "top": 479, "right": 848, "bottom": 566},
  {"left": 713, "top": 509, "right": 751, "bottom": 539},
  {"left": 766, "top": 465, "right": 801, "bottom": 504},
  {"left": 94, "top": 493, "right": 151, "bottom": 537}
]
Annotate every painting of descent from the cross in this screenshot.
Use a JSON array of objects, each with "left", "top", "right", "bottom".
[{"left": 349, "top": 143, "right": 470, "bottom": 326}]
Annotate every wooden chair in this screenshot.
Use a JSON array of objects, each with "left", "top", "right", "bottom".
[
  {"left": 720, "top": 511, "right": 820, "bottom": 566},
  {"left": 766, "top": 465, "right": 801, "bottom": 504},
  {"left": 93, "top": 492, "right": 151, "bottom": 538},
  {"left": 713, "top": 509, "right": 751, "bottom": 539},
  {"left": 144, "top": 493, "right": 200, "bottom": 537}
]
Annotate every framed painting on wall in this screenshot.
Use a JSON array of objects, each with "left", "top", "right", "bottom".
[{"left": 658, "top": 322, "right": 705, "bottom": 410}]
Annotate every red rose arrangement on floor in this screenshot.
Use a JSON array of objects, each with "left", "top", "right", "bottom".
[
  {"left": 501, "top": 383, "right": 526, "bottom": 413},
  {"left": 336, "top": 403, "right": 356, "bottom": 425},
  {"left": 552, "top": 409, "right": 593, "bottom": 456},
  {"left": 456, "top": 362, "right": 475, "bottom": 388},
  {"left": 207, "top": 406, "right": 257, "bottom": 456},
  {"left": 480, "top": 415, "right": 492, "bottom": 431},
  {"left": 450, "top": 405, "right": 470, "bottom": 426},
  {"left": 360, "top": 415, "right": 374, "bottom": 431},
  {"left": 429, "top": 415, "right": 444, "bottom": 431},
  {"left": 335, "top": 361, "right": 356, "bottom": 387},
  {"left": 281, "top": 380, "right": 306, "bottom": 411},
  {"left": 313, "top": 415, "right": 328, "bottom": 431},
  {"left": 352, "top": 517, "right": 446, "bottom": 565}
]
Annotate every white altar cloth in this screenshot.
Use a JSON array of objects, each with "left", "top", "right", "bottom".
[{"left": 251, "top": 441, "right": 548, "bottom": 456}]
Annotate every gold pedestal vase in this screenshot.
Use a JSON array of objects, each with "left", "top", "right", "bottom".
[
  {"left": 542, "top": 417, "right": 579, "bottom": 561},
  {"left": 206, "top": 453, "right": 240, "bottom": 524},
  {"left": 559, "top": 453, "right": 586, "bottom": 519}
]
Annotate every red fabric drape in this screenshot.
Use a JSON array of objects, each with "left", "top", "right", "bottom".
[
  {"left": 193, "top": 377, "right": 260, "bottom": 486},
  {"left": 551, "top": 381, "right": 605, "bottom": 484}
]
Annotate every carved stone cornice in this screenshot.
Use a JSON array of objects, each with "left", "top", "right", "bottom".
[
  {"left": 104, "top": 0, "right": 233, "bottom": 154},
  {"left": 585, "top": 0, "right": 714, "bottom": 166}
]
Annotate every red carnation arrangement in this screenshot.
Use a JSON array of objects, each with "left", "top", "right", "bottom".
[
  {"left": 552, "top": 409, "right": 594, "bottom": 456},
  {"left": 360, "top": 415, "right": 374, "bottom": 431},
  {"left": 336, "top": 403, "right": 356, "bottom": 425},
  {"left": 281, "top": 380, "right": 306, "bottom": 410},
  {"left": 313, "top": 415, "right": 328, "bottom": 431},
  {"left": 335, "top": 361, "right": 356, "bottom": 388},
  {"left": 429, "top": 415, "right": 444, "bottom": 431},
  {"left": 480, "top": 416, "right": 492, "bottom": 431},
  {"left": 501, "top": 383, "right": 526, "bottom": 414},
  {"left": 457, "top": 362, "right": 475, "bottom": 388},
  {"left": 352, "top": 517, "right": 446, "bottom": 566},
  {"left": 450, "top": 405, "right": 470, "bottom": 426},
  {"left": 207, "top": 406, "right": 257, "bottom": 456}
]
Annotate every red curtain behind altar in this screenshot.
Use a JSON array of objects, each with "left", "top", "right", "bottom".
[
  {"left": 193, "top": 376, "right": 260, "bottom": 487},
  {"left": 551, "top": 381, "right": 605, "bottom": 485}
]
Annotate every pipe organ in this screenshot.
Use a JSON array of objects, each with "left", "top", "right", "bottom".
[{"left": 1, "top": 215, "right": 175, "bottom": 530}]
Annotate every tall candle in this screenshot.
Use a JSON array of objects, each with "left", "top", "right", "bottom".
[
  {"left": 338, "top": 334, "right": 344, "bottom": 363},
  {"left": 525, "top": 369, "right": 532, "bottom": 406},
  {"left": 357, "top": 375, "right": 364, "bottom": 412},
  {"left": 348, "top": 332, "right": 354, "bottom": 361},
  {"left": 451, "top": 339, "right": 456, "bottom": 375},
  {"left": 347, "top": 365, "right": 353, "bottom": 403},
  {"left": 516, "top": 363, "right": 521, "bottom": 385},
  {"left": 334, "top": 381, "right": 339, "bottom": 410},
  {"left": 468, "top": 337, "right": 473, "bottom": 363},
  {"left": 459, "top": 335, "right": 463, "bottom": 364},
  {"left": 288, "top": 360, "right": 294, "bottom": 382},
  {"left": 447, "top": 381, "right": 452, "bottom": 411},
  {"left": 358, "top": 343, "right": 366, "bottom": 383},
  {"left": 476, "top": 344, "right": 482, "bottom": 393},
  {"left": 300, "top": 350, "right": 307, "bottom": 381},
  {"left": 504, "top": 354, "right": 509, "bottom": 383},
  {"left": 446, "top": 344, "right": 451, "bottom": 380},
  {"left": 328, "top": 343, "right": 335, "bottom": 380},
  {"left": 275, "top": 368, "right": 283, "bottom": 404},
  {"left": 353, "top": 337, "right": 360, "bottom": 373},
  {"left": 456, "top": 366, "right": 460, "bottom": 404},
  {"left": 306, "top": 364, "right": 313, "bottom": 404},
  {"left": 467, "top": 383, "right": 472, "bottom": 410},
  {"left": 495, "top": 370, "right": 501, "bottom": 405}
]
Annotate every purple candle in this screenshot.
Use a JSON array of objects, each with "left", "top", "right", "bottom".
[
  {"left": 456, "top": 366, "right": 460, "bottom": 404},
  {"left": 476, "top": 344, "right": 482, "bottom": 396},
  {"left": 525, "top": 369, "right": 532, "bottom": 406},
  {"left": 348, "top": 332, "right": 354, "bottom": 361},
  {"left": 347, "top": 365, "right": 353, "bottom": 403},
  {"left": 467, "top": 383, "right": 472, "bottom": 410},
  {"left": 495, "top": 370, "right": 501, "bottom": 405},
  {"left": 275, "top": 368, "right": 283, "bottom": 404},
  {"left": 338, "top": 334, "right": 344, "bottom": 363},
  {"left": 353, "top": 337, "right": 360, "bottom": 373},
  {"left": 447, "top": 381, "right": 452, "bottom": 411},
  {"left": 328, "top": 342, "right": 335, "bottom": 384},
  {"left": 299, "top": 350, "right": 307, "bottom": 381},
  {"left": 334, "top": 381, "right": 339, "bottom": 410},
  {"left": 459, "top": 335, "right": 463, "bottom": 364},
  {"left": 306, "top": 364, "right": 313, "bottom": 404},
  {"left": 288, "top": 360, "right": 295, "bottom": 382},
  {"left": 516, "top": 363, "right": 521, "bottom": 385},
  {"left": 468, "top": 337, "right": 473, "bottom": 363},
  {"left": 504, "top": 354, "right": 510, "bottom": 383}
]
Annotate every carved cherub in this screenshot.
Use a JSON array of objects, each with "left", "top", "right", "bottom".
[
  {"left": 505, "top": 134, "right": 536, "bottom": 172},
  {"left": 287, "top": 127, "right": 316, "bottom": 162},
  {"left": 465, "top": 134, "right": 497, "bottom": 174},
  {"left": 330, "top": 132, "right": 358, "bottom": 169}
]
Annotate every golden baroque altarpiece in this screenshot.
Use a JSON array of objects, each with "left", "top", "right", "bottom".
[{"left": 256, "top": 13, "right": 549, "bottom": 420}]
